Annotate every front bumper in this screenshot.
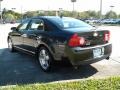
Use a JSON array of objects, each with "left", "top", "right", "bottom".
[{"left": 65, "top": 43, "right": 112, "bottom": 66}]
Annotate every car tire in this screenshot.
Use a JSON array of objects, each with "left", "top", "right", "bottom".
[
  {"left": 8, "top": 38, "right": 15, "bottom": 52},
  {"left": 106, "top": 56, "right": 110, "bottom": 60},
  {"left": 38, "top": 47, "right": 54, "bottom": 72}
]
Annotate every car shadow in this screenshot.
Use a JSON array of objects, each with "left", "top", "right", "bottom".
[{"left": 0, "top": 48, "right": 98, "bottom": 86}]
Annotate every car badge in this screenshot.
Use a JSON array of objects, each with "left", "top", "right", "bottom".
[{"left": 93, "top": 32, "right": 98, "bottom": 37}]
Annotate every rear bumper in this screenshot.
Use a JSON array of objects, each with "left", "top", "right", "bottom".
[{"left": 65, "top": 43, "right": 112, "bottom": 66}]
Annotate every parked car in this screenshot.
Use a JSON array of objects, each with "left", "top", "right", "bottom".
[
  {"left": 7, "top": 16, "right": 112, "bottom": 72},
  {"left": 101, "top": 19, "right": 120, "bottom": 24},
  {"left": 113, "top": 19, "right": 120, "bottom": 24},
  {"left": 101, "top": 19, "right": 111, "bottom": 24},
  {"left": 85, "top": 19, "right": 98, "bottom": 24}
]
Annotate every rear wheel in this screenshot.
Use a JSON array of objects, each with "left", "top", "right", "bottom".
[
  {"left": 38, "top": 47, "right": 54, "bottom": 72},
  {"left": 8, "top": 38, "right": 15, "bottom": 52},
  {"left": 106, "top": 56, "right": 110, "bottom": 60}
]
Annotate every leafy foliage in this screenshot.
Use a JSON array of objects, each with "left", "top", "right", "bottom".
[
  {"left": 104, "top": 11, "right": 118, "bottom": 19},
  {"left": 1, "top": 9, "right": 120, "bottom": 23},
  {"left": 1, "top": 77, "right": 120, "bottom": 90},
  {"left": 2, "top": 8, "right": 21, "bottom": 22}
]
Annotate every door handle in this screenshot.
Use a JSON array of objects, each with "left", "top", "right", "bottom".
[{"left": 21, "top": 34, "right": 27, "bottom": 37}]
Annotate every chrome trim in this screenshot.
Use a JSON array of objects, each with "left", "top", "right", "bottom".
[
  {"left": 73, "top": 43, "right": 111, "bottom": 51},
  {"left": 14, "top": 46, "right": 35, "bottom": 54},
  {"left": 21, "top": 34, "right": 27, "bottom": 37}
]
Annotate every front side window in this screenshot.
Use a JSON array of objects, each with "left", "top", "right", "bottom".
[
  {"left": 19, "top": 23, "right": 28, "bottom": 30},
  {"left": 17, "top": 19, "right": 30, "bottom": 31}
]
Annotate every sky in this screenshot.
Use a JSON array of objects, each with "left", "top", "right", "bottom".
[{"left": 1, "top": 0, "right": 120, "bottom": 14}]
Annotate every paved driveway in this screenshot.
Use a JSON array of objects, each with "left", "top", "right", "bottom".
[{"left": 0, "top": 24, "right": 120, "bottom": 86}]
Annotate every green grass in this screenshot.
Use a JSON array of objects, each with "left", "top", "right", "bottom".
[{"left": 1, "top": 77, "right": 120, "bottom": 90}]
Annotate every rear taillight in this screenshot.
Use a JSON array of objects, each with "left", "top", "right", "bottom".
[
  {"left": 104, "top": 31, "right": 110, "bottom": 42},
  {"left": 68, "top": 33, "right": 85, "bottom": 47}
]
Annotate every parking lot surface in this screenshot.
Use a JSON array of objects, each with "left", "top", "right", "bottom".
[{"left": 0, "top": 24, "right": 120, "bottom": 86}]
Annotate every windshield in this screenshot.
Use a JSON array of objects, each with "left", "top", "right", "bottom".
[{"left": 48, "top": 17, "right": 92, "bottom": 29}]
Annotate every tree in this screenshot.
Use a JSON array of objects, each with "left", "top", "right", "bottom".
[
  {"left": 4, "top": 13, "right": 15, "bottom": 22},
  {"left": 2, "top": 9, "right": 119, "bottom": 22},
  {"left": 23, "top": 11, "right": 39, "bottom": 18},
  {"left": 79, "top": 12, "right": 89, "bottom": 19},
  {"left": 118, "top": 14, "right": 120, "bottom": 18},
  {"left": 63, "top": 11, "right": 73, "bottom": 17},
  {"left": 77, "top": 11, "right": 101, "bottom": 19},
  {"left": 2, "top": 9, "right": 21, "bottom": 22},
  {"left": 104, "top": 11, "right": 117, "bottom": 19}
]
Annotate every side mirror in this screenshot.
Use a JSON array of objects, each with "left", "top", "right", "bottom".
[{"left": 11, "top": 27, "right": 17, "bottom": 31}]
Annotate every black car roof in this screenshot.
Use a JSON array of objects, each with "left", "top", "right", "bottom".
[
  {"left": 21, "top": 16, "right": 53, "bottom": 23},
  {"left": 33, "top": 16, "right": 60, "bottom": 18},
  {"left": 32, "top": 16, "right": 65, "bottom": 20}
]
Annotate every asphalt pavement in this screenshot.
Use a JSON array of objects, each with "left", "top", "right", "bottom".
[{"left": 0, "top": 24, "right": 120, "bottom": 86}]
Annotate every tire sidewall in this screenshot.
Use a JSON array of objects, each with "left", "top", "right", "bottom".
[{"left": 38, "top": 47, "right": 53, "bottom": 72}]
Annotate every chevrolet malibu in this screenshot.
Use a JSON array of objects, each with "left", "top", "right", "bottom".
[{"left": 7, "top": 16, "right": 112, "bottom": 72}]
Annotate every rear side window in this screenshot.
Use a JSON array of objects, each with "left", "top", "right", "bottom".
[{"left": 30, "top": 19, "right": 44, "bottom": 30}]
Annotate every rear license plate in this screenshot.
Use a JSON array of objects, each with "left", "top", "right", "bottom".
[{"left": 93, "top": 47, "right": 104, "bottom": 58}]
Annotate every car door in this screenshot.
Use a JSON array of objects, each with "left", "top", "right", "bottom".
[
  {"left": 23, "top": 18, "right": 44, "bottom": 53},
  {"left": 11, "top": 20, "right": 30, "bottom": 48}
]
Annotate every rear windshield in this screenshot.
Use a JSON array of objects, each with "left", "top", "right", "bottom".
[{"left": 48, "top": 17, "right": 92, "bottom": 29}]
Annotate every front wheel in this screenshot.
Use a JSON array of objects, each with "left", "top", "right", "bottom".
[{"left": 38, "top": 47, "right": 54, "bottom": 72}]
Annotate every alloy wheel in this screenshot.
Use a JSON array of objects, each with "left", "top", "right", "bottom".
[{"left": 38, "top": 48, "right": 51, "bottom": 71}]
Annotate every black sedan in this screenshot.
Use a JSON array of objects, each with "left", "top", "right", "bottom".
[{"left": 7, "top": 16, "right": 112, "bottom": 72}]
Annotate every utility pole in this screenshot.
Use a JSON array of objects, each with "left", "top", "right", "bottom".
[
  {"left": 110, "top": 5, "right": 114, "bottom": 11},
  {"left": 71, "top": 0, "right": 76, "bottom": 13},
  {"left": 72, "top": 1, "right": 75, "bottom": 12},
  {"left": 0, "top": 0, "right": 3, "bottom": 23},
  {"left": 21, "top": 6, "right": 23, "bottom": 23},
  {"left": 11, "top": 8, "right": 16, "bottom": 11},
  {"left": 11, "top": 8, "right": 16, "bottom": 22},
  {"left": 59, "top": 8, "right": 63, "bottom": 17},
  {"left": 100, "top": 0, "right": 102, "bottom": 19},
  {"left": 71, "top": 0, "right": 76, "bottom": 17},
  {"left": 110, "top": 5, "right": 115, "bottom": 19}
]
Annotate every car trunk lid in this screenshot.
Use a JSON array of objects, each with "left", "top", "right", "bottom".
[
  {"left": 67, "top": 28, "right": 110, "bottom": 47},
  {"left": 78, "top": 30, "right": 109, "bottom": 47}
]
